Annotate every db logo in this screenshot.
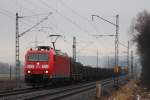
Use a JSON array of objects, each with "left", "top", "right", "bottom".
[{"left": 36, "top": 62, "right": 40, "bottom": 68}]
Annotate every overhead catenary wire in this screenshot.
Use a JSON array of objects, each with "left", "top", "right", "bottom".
[
  {"left": 16, "top": 0, "right": 53, "bottom": 27},
  {"left": 0, "top": 7, "right": 31, "bottom": 26},
  {"left": 77, "top": 41, "right": 95, "bottom": 54},
  {"left": 17, "top": 0, "right": 95, "bottom": 48},
  {"left": 23, "top": 0, "right": 90, "bottom": 36},
  {"left": 19, "top": 12, "right": 52, "bottom": 38},
  {"left": 0, "top": 11, "right": 14, "bottom": 19},
  {"left": 22, "top": 0, "right": 96, "bottom": 47},
  {"left": 0, "top": 6, "right": 43, "bottom": 28},
  {"left": 22, "top": 13, "right": 53, "bottom": 18},
  {"left": 36, "top": 19, "right": 72, "bottom": 47},
  {"left": 7, "top": 0, "right": 37, "bottom": 15},
  {"left": 0, "top": 7, "right": 16, "bottom": 19},
  {"left": 0, "top": 7, "right": 14, "bottom": 15},
  {"left": 119, "top": 41, "right": 128, "bottom": 48},
  {"left": 38, "top": 0, "right": 92, "bottom": 35},
  {"left": 18, "top": 13, "right": 53, "bottom": 27},
  {"left": 58, "top": 0, "right": 100, "bottom": 34},
  {"left": 16, "top": 0, "right": 116, "bottom": 57},
  {"left": 39, "top": 0, "right": 95, "bottom": 44},
  {"left": 19, "top": 0, "right": 54, "bottom": 25},
  {"left": 57, "top": 1, "right": 118, "bottom": 54},
  {"left": 22, "top": 0, "right": 46, "bottom": 13},
  {"left": 93, "top": 37, "right": 115, "bottom": 56}
]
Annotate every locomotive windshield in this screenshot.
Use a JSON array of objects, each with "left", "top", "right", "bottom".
[{"left": 28, "top": 53, "right": 48, "bottom": 61}]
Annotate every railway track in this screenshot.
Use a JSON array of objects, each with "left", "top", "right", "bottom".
[
  {"left": 0, "top": 82, "right": 95, "bottom": 100},
  {"left": 26, "top": 77, "right": 126, "bottom": 100},
  {"left": 23, "top": 79, "right": 114, "bottom": 100},
  {"left": 0, "top": 87, "right": 36, "bottom": 98},
  {"left": 24, "top": 82, "right": 96, "bottom": 100},
  {"left": 0, "top": 77, "right": 126, "bottom": 100}
]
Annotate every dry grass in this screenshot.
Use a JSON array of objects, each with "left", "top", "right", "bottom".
[
  {"left": 0, "top": 76, "right": 27, "bottom": 91},
  {"left": 99, "top": 80, "right": 138, "bottom": 100},
  {"left": 99, "top": 80, "right": 150, "bottom": 100},
  {"left": 0, "top": 80, "right": 18, "bottom": 90},
  {"left": 111, "top": 81, "right": 138, "bottom": 100}
]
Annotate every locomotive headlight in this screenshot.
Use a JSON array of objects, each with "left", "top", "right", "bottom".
[
  {"left": 45, "top": 70, "right": 48, "bottom": 74},
  {"left": 27, "top": 64, "right": 34, "bottom": 68},
  {"left": 42, "top": 65, "right": 48, "bottom": 68},
  {"left": 27, "top": 70, "right": 31, "bottom": 74}
]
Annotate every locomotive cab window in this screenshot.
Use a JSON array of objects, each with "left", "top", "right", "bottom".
[{"left": 28, "top": 53, "right": 48, "bottom": 61}]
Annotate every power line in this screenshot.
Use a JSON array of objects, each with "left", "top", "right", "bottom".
[
  {"left": 0, "top": 7, "right": 16, "bottom": 20},
  {"left": 19, "top": 13, "right": 52, "bottom": 26},
  {"left": 22, "top": 0, "right": 95, "bottom": 44},
  {"left": 39, "top": 0, "right": 91, "bottom": 34},
  {"left": 23, "top": 0, "right": 48, "bottom": 13},
  {"left": 0, "top": 8, "right": 30, "bottom": 26},
  {"left": 58, "top": 0, "right": 99, "bottom": 34},
  {"left": 0, "top": 7, "right": 39, "bottom": 27},
  {"left": 0, "top": 11, "right": 14, "bottom": 19},
  {"left": 119, "top": 41, "right": 128, "bottom": 48},
  {"left": 22, "top": 13, "right": 52, "bottom": 18},
  {"left": 16, "top": 0, "right": 52, "bottom": 26},
  {"left": 7, "top": 0, "right": 37, "bottom": 15},
  {"left": 19, "top": 12, "right": 52, "bottom": 37},
  {"left": 21, "top": 0, "right": 54, "bottom": 25},
  {"left": 0, "top": 7, "right": 14, "bottom": 15},
  {"left": 77, "top": 41, "right": 95, "bottom": 54},
  {"left": 24, "top": 0, "right": 90, "bottom": 36},
  {"left": 0, "top": 1, "right": 45, "bottom": 27},
  {"left": 61, "top": 36, "right": 72, "bottom": 46}
]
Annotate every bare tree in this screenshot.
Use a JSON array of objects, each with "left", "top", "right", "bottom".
[{"left": 131, "top": 10, "right": 150, "bottom": 87}]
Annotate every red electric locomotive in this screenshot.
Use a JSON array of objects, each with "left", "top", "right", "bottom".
[
  {"left": 24, "top": 46, "right": 70, "bottom": 86},
  {"left": 24, "top": 46, "right": 117, "bottom": 87}
]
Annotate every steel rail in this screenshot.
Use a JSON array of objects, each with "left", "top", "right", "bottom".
[
  {"left": 0, "top": 88, "right": 36, "bottom": 98},
  {"left": 23, "top": 79, "right": 113, "bottom": 100},
  {"left": 0, "top": 76, "right": 126, "bottom": 100}
]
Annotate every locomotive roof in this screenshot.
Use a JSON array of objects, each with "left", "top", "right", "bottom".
[{"left": 27, "top": 47, "right": 68, "bottom": 57}]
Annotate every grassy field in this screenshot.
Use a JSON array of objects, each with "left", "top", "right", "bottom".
[
  {"left": 0, "top": 74, "right": 25, "bottom": 80},
  {"left": 0, "top": 74, "right": 27, "bottom": 90},
  {"left": 0, "top": 74, "right": 15, "bottom": 80}
]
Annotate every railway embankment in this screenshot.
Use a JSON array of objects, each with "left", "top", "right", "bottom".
[
  {"left": 0, "top": 79, "right": 28, "bottom": 91},
  {"left": 99, "top": 80, "right": 150, "bottom": 100}
]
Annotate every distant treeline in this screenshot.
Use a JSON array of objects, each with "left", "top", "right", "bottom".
[{"left": 0, "top": 62, "right": 23, "bottom": 75}]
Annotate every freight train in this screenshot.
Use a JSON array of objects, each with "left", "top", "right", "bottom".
[{"left": 24, "top": 46, "right": 123, "bottom": 87}]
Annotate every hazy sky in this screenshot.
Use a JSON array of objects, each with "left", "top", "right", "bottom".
[{"left": 0, "top": 0, "right": 150, "bottom": 64}]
